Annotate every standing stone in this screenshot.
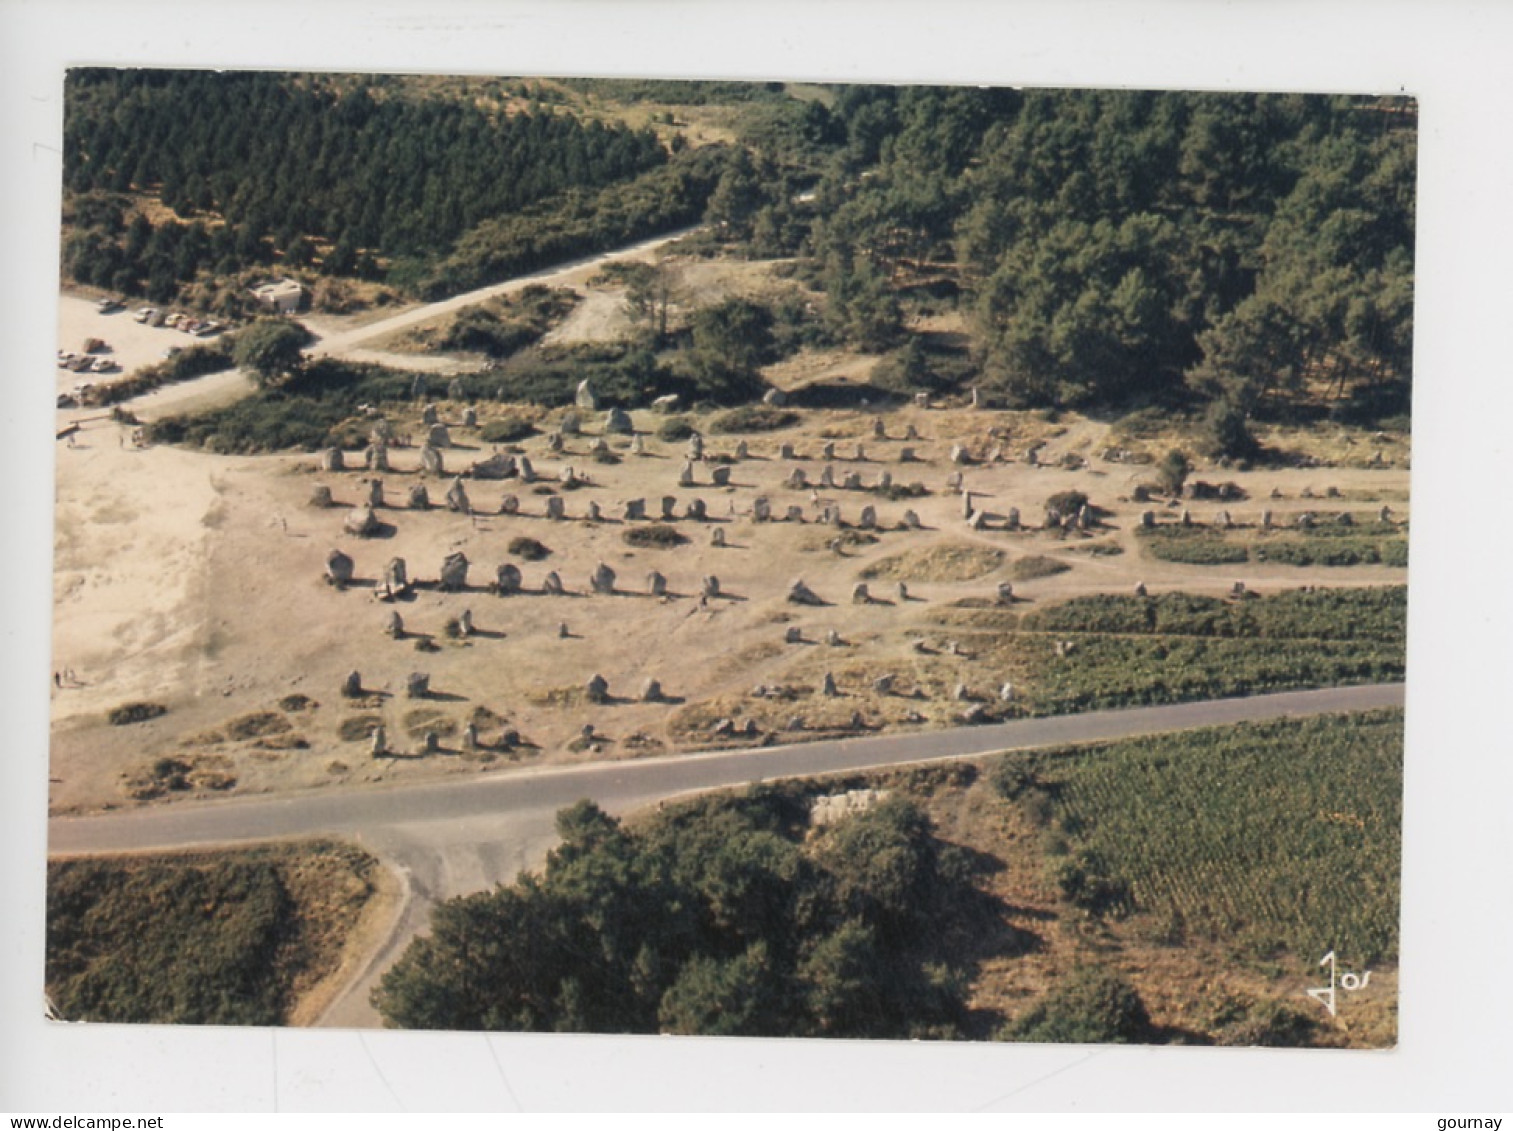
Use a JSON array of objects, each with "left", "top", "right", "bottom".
[
  {"left": 1297, "top": 512, "right": 1315, "bottom": 529},
  {"left": 500, "top": 494, "right": 520, "bottom": 515},
  {"left": 950, "top": 444, "right": 969, "bottom": 465},
  {"left": 641, "top": 678, "right": 663, "bottom": 702},
  {"left": 575, "top": 380, "right": 598, "bottom": 411},
  {"left": 784, "top": 626, "right": 803, "bottom": 644},
  {"left": 411, "top": 374, "right": 428, "bottom": 400},
  {"left": 344, "top": 505, "right": 381, "bottom": 538},
  {"left": 686, "top": 433, "right": 704, "bottom": 461},
  {"left": 623, "top": 498, "right": 647, "bottom": 521},
  {"left": 546, "top": 432, "right": 565, "bottom": 453},
  {"left": 495, "top": 562, "right": 522, "bottom": 594},
  {"left": 825, "top": 629, "right": 842, "bottom": 646},
  {"left": 470, "top": 452, "right": 515, "bottom": 480},
  {"left": 902, "top": 509, "right": 922, "bottom": 529},
  {"left": 589, "top": 438, "right": 609, "bottom": 456},
  {"left": 1007, "top": 507, "right": 1022, "bottom": 531},
  {"left": 779, "top": 442, "right": 797, "bottom": 460},
  {"left": 954, "top": 683, "right": 971, "bottom": 701},
  {"left": 1379, "top": 505, "right": 1393, "bottom": 524},
  {"left": 970, "top": 386, "right": 982, "bottom": 409},
  {"left": 1135, "top": 581, "right": 1148, "bottom": 597},
  {"left": 420, "top": 445, "right": 444, "bottom": 476},
  {"left": 763, "top": 388, "right": 787, "bottom": 406},
  {"left": 1181, "top": 509, "right": 1192, "bottom": 527},
  {"left": 686, "top": 498, "right": 708, "bottom": 521},
  {"left": 753, "top": 496, "right": 772, "bottom": 522},
  {"left": 1337, "top": 511, "right": 1354, "bottom": 526},
  {"left": 874, "top": 418, "right": 887, "bottom": 440},
  {"left": 586, "top": 674, "right": 609, "bottom": 703},
  {"left": 735, "top": 440, "right": 749, "bottom": 460},
  {"left": 702, "top": 575, "right": 721, "bottom": 598},
  {"left": 786, "top": 467, "right": 809, "bottom": 489},
  {"left": 899, "top": 447, "right": 916, "bottom": 463},
  {"left": 546, "top": 496, "right": 566, "bottom": 521},
  {"left": 876, "top": 470, "right": 892, "bottom": 492},
  {"left": 821, "top": 441, "right": 836, "bottom": 461},
  {"left": 309, "top": 484, "right": 334, "bottom": 508},
  {"left": 851, "top": 583, "right": 871, "bottom": 604},
  {"left": 421, "top": 404, "right": 438, "bottom": 426},
  {"left": 820, "top": 672, "right": 838, "bottom": 697},
  {"left": 946, "top": 471, "right": 964, "bottom": 491},
  {"left": 591, "top": 561, "right": 616, "bottom": 594},
  {"left": 366, "top": 442, "right": 390, "bottom": 472},
  {"left": 384, "top": 557, "right": 409, "bottom": 596},
  {"left": 604, "top": 406, "right": 632, "bottom": 434},
  {"left": 1262, "top": 509, "right": 1274, "bottom": 529},
  {"left": 370, "top": 725, "right": 387, "bottom": 757},
  {"left": 1078, "top": 505, "right": 1094, "bottom": 530},
  {"left": 462, "top": 407, "right": 477, "bottom": 428},
  {"left": 874, "top": 674, "right": 895, "bottom": 695},
  {"left": 678, "top": 461, "right": 697, "bottom": 488},
  {"left": 542, "top": 571, "right": 564, "bottom": 595},
  {"left": 586, "top": 500, "right": 602, "bottom": 522},
  {"left": 457, "top": 608, "right": 474, "bottom": 637},
  {"left": 999, "top": 682, "right": 1016, "bottom": 702},
  {"left": 854, "top": 443, "right": 867, "bottom": 462},
  {"left": 819, "top": 465, "right": 836, "bottom": 488},
  {"left": 711, "top": 527, "right": 726, "bottom": 547},
  {"left": 439, "top": 552, "right": 469, "bottom": 591},
  {"left": 517, "top": 456, "right": 535, "bottom": 482},
  {"left": 341, "top": 671, "right": 363, "bottom": 698},
  {"left": 788, "top": 579, "right": 824, "bottom": 606},
  {"left": 997, "top": 581, "right": 1014, "bottom": 603},
  {"left": 560, "top": 466, "right": 578, "bottom": 487},
  {"left": 646, "top": 570, "right": 667, "bottom": 597},
  {"left": 858, "top": 505, "right": 877, "bottom": 530},
  {"left": 1141, "top": 510, "right": 1156, "bottom": 529},
  {"left": 325, "top": 549, "right": 355, "bottom": 588},
  {"left": 660, "top": 496, "right": 678, "bottom": 520},
  {"left": 711, "top": 465, "right": 732, "bottom": 487},
  {"left": 821, "top": 504, "right": 842, "bottom": 526},
  {"left": 842, "top": 471, "right": 863, "bottom": 491},
  {"left": 366, "top": 478, "right": 385, "bottom": 509},
  {"left": 897, "top": 581, "right": 910, "bottom": 601},
  {"left": 447, "top": 378, "right": 465, "bottom": 402},
  {"left": 962, "top": 491, "right": 975, "bottom": 519},
  {"left": 630, "top": 433, "right": 646, "bottom": 455},
  {"left": 560, "top": 411, "right": 581, "bottom": 436},
  {"left": 445, "top": 478, "right": 471, "bottom": 514},
  {"left": 407, "top": 671, "right": 430, "bottom": 699},
  {"left": 462, "top": 722, "right": 479, "bottom": 751},
  {"left": 785, "top": 505, "right": 805, "bottom": 522}
]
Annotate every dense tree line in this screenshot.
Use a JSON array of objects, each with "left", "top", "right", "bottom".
[
  {"left": 372, "top": 790, "right": 983, "bottom": 1038},
  {"left": 61, "top": 69, "right": 672, "bottom": 302},
  {"left": 794, "top": 87, "right": 1416, "bottom": 443}
]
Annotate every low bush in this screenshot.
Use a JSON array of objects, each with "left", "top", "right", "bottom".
[
  {"left": 508, "top": 536, "right": 551, "bottom": 560},
  {"left": 479, "top": 417, "right": 536, "bottom": 443},
  {"left": 106, "top": 702, "right": 167, "bottom": 726},
  {"left": 623, "top": 524, "right": 688, "bottom": 549}
]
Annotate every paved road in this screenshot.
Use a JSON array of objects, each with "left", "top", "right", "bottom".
[{"left": 48, "top": 682, "right": 1404, "bottom": 1027}]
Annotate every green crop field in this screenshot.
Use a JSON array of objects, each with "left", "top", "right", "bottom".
[
  {"left": 991, "top": 709, "right": 1403, "bottom": 965},
  {"left": 1138, "top": 523, "right": 1409, "bottom": 568}
]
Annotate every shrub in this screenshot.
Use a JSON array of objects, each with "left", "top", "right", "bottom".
[
  {"left": 1155, "top": 449, "right": 1191, "bottom": 496},
  {"left": 508, "top": 536, "right": 551, "bottom": 561},
  {"left": 479, "top": 417, "right": 536, "bottom": 443},
  {"left": 1010, "top": 555, "right": 1072, "bottom": 581},
  {"left": 658, "top": 417, "right": 696, "bottom": 442},
  {"left": 624, "top": 524, "right": 688, "bottom": 549},
  {"left": 107, "top": 702, "right": 167, "bottom": 726},
  {"left": 1046, "top": 490, "right": 1089, "bottom": 517},
  {"left": 1004, "top": 966, "right": 1154, "bottom": 1044}
]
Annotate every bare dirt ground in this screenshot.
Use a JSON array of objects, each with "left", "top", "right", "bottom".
[{"left": 48, "top": 371, "right": 1410, "bottom": 818}]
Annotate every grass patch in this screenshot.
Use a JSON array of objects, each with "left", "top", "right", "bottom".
[
  {"left": 121, "top": 754, "right": 236, "bottom": 801},
  {"left": 861, "top": 542, "right": 1003, "bottom": 583},
  {"left": 1139, "top": 522, "right": 1409, "bottom": 568},
  {"left": 46, "top": 840, "right": 382, "bottom": 1025},
  {"left": 278, "top": 694, "right": 319, "bottom": 712},
  {"left": 990, "top": 710, "right": 1402, "bottom": 964},
  {"left": 1009, "top": 554, "right": 1071, "bottom": 582},
  {"left": 479, "top": 416, "right": 538, "bottom": 444},
  {"left": 708, "top": 405, "right": 800, "bottom": 433},
  {"left": 337, "top": 715, "right": 382, "bottom": 743},
  {"left": 508, "top": 536, "right": 551, "bottom": 561}
]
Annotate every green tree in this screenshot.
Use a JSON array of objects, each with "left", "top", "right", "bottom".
[
  {"left": 1004, "top": 966, "right": 1153, "bottom": 1044},
  {"left": 233, "top": 319, "right": 310, "bottom": 387}
]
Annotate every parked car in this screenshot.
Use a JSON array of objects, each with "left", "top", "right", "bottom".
[
  {"left": 134, "top": 307, "right": 157, "bottom": 323},
  {"left": 96, "top": 297, "right": 123, "bottom": 313}
]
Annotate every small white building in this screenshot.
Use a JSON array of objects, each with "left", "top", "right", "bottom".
[{"left": 250, "top": 277, "right": 304, "bottom": 314}]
